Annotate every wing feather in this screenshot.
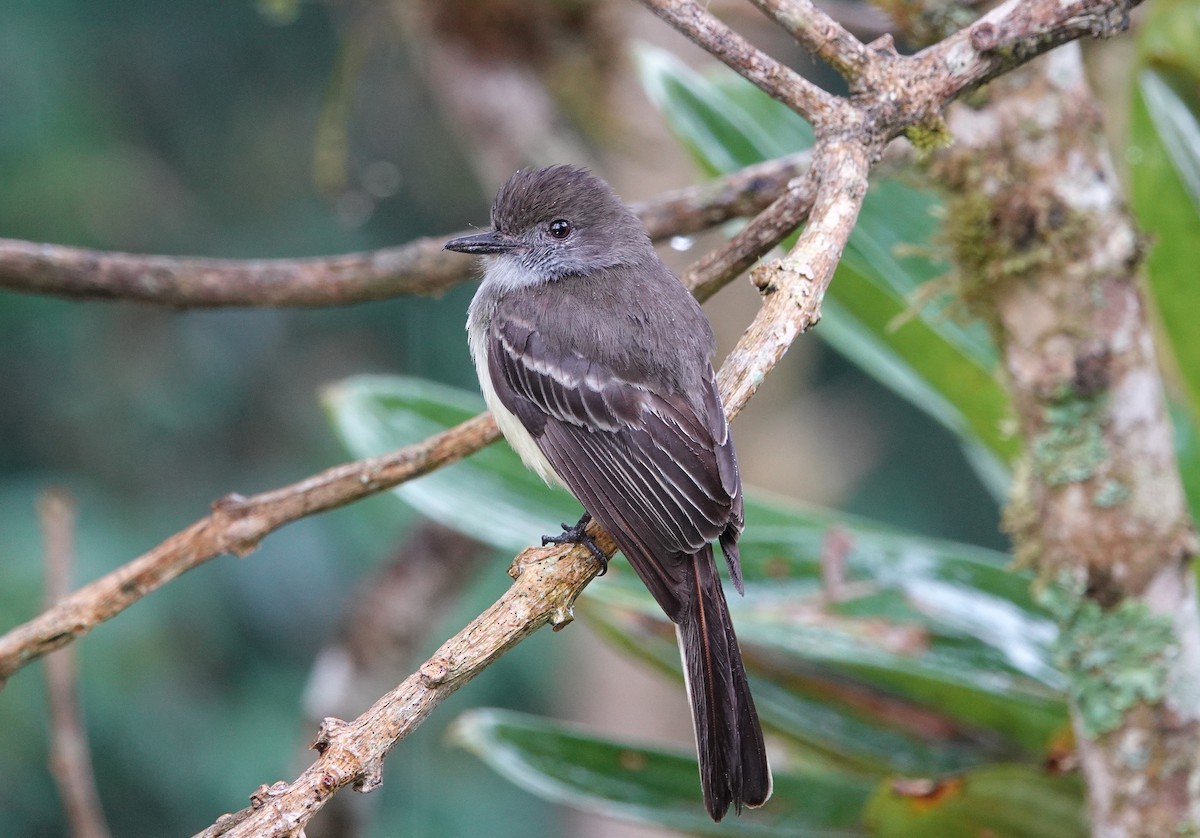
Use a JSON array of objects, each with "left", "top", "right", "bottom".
[{"left": 487, "top": 315, "right": 743, "bottom": 617}]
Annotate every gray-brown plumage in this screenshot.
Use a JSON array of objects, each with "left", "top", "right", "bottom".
[{"left": 446, "top": 165, "right": 771, "bottom": 821}]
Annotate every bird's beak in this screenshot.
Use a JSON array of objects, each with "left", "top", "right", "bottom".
[{"left": 444, "top": 229, "right": 520, "bottom": 254}]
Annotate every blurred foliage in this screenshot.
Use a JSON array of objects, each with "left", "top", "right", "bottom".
[
  {"left": 0, "top": 2, "right": 548, "bottom": 835},
  {"left": 330, "top": 376, "right": 1076, "bottom": 835},
  {"left": 1129, "top": 0, "right": 1200, "bottom": 520},
  {"left": 5, "top": 0, "right": 1194, "bottom": 836}
]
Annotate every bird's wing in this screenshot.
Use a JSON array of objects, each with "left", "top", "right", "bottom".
[{"left": 487, "top": 314, "right": 742, "bottom": 619}]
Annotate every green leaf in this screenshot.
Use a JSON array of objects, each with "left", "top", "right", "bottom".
[
  {"left": 864, "top": 764, "right": 1085, "bottom": 838},
  {"left": 327, "top": 376, "right": 1066, "bottom": 775},
  {"left": 584, "top": 499, "right": 1067, "bottom": 773},
  {"left": 1130, "top": 0, "right": 1200, "bottom": 517},
  {"left": 323, "top": 375, "right": 578, "bottom": 552},
  {"left": 636, "top": 43, "right": 813, "bottom": 173},
  {"left": 452, "top": 708, "right": 873, "bottom": 836},
  {"left": 636, "top": 44, "right": 1015, "bottom": 477}
]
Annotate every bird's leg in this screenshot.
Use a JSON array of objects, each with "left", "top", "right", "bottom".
[{"left": 542, "top": 512, "right": 608, "bottom": 575}]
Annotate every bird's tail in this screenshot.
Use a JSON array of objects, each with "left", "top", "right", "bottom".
[{"left": 676, "top": 544, "right": 772, "bottom": 821}]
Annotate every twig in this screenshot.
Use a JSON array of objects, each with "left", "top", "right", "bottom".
[
  {"left": 0, "top": 413, "right": 499, "bottom": 686},
  {"left": 633, "top": 151, "right": 811, "bottom": 239},
  {"left": 197, "top": 534, "right": 614, "bottom": 838},
  {"left": 299, "top": 523, "right": 488, "bottom": 838},
  {"left": 39, "top": 489, "right": 111, "bottom": 838},
  {"left": 688, "top": 168, "right": 819, "bottom": 302},
  {"left": 0, "top": 154, "right": 809, "bottom": 309},
  {"left": 718, "top": 144, "right": 870, "bottom": 416},
  {"left": 638, "top": 0, "right": 846, "bottom": 126},
  {"left": 747, "top": 0, "right": 875, "bottom": 84}
]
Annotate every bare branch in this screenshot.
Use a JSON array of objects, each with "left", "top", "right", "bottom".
[
  {"left": 747, "top": 0, "right": 875, "bottom": 84},
  {"left": 0, "top": 154, "right": 808, "bottom": 309},
  {"left": 633, "top": 151, "right": 810, "bottom": 239},
  {"left": 637, "top": 0, "right": 845, "bottom": 126},
  {"left": 0, "top": 413, "right": 499, "bottom": 686},
  {"left": 0, "top": 236, "right": 460, "bottom": 308},
  {"left": 39, "top": 489, "right": 111, "bottom": 838},
  {"left": 196, "top": 532, "right": 612, "bottom": 838},
  {"left": 718, "top": 143, "right": 869, "bottom": 416},
  {"left": 688, "top": 167, "right": 819, "bottom": 302},
  {"left": 898, "top": 0, "right": 1143, "bottom": 120}
]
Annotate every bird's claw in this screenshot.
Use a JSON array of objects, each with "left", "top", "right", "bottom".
[{"left": 542, "top": 514, "right": 608, "bottom": 575}]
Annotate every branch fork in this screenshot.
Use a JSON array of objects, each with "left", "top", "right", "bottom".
[{"left": 0, "top": 0, "right": 1153, "bottom": 833}]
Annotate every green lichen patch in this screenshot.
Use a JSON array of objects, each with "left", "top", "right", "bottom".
[
  {"left": 1093, "top": 478, "right": 1131, "bottom": 508},
  {"left": 904, "top": 114, "right": 953, "bottom": 154},
  {"left": 1039, "top": 580, "right": 1176, "bottom": 738},
  {"left": 1031, "top": 393, "right": 1111, "bottom": 486}
]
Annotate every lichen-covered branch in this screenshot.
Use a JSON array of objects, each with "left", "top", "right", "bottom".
[
  {"left": 747, "top": 0, "right": 874, "bottom": 84},
  {"left": 931, "top": 45, "right": 1200, "bottom": 835}
]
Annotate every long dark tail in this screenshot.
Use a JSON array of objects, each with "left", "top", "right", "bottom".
[{"left": 677, "top": 545, "right": 772, "bottom": 821}]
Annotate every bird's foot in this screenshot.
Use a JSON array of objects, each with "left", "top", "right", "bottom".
[{"left": 542, "top": 513, "right": 608, "bottom": 575}]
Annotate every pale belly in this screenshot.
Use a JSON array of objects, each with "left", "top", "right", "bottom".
[{"left": 468, "top": 309, "right": 566, "bottom": 489}]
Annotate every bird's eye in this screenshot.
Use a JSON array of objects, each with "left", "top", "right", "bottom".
[{"left": 548, "top": 219, "right": 572, "bottom": 239}]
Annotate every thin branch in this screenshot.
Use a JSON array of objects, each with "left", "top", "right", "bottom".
[
  {"left": 633, "top": 151, "right": 810, "bottom": 239},
  {"left": 688, "top": 168, "right": 819, "bottom": 302},
  {"left": 0, "top": 236, "right": 460, "bottom": 308},
  {"left": 197, "top": 531, "right": 614, "bottom": 838},
  {"left": 718, "top": 143, "right": 870, "bottom": 416},
  {"left": 0, "top": 154, "right": 809, "bottom": 309},
  {"left": 39, "top": 489, "right": 111, "bottom": 838},
  {"left": 193, "top": 148, "right": 852, "bottom": 838},
  {"left": 747, "top": 0, "right": 875, "bottom": 84},
  {"left": 638, "top": 0, "right": 845, "bottom": 126},
  {"left": 889, "top": 0, "right": 1143, "bottom": 132},
  {"left": 0, "top": 413, "right": 499, "bottom": 687}
]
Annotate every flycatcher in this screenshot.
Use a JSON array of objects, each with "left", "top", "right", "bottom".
[{"left": 446, "top": 165, "right": 771, "bottom": 821}]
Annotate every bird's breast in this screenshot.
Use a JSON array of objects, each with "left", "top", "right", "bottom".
[{"left": 468, "top": 291, "right": 566, "bottom": 489}]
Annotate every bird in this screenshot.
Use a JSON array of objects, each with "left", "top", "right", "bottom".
[{"left": 445, "top": 165, "right": 771, "bottom": 821}]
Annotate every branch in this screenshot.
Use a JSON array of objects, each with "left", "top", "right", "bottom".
[
  {"left": 0, "top": 413, "right": 499, "bottom": 687},
  {"left": 192, "top": 146, "right": 851, "bottom": 838},
  {"left": 638, "top": 0, "right": 845, "bottom": 126},
  {"left": 747, "top": 0, "right": 875, "bottom": 84},
  {"left": 39, "top": 489, "right": 111, "bottom": 838},
  {"left": 717, "top": 143, "right": 869, "bottom": 415},
  {"left": 640, "top": 0, "right": 1143, "bottom": 146},
  {"left": 900, "top": 0, "right": 1143, "bottom": 119},
  {"left": 0, "top": 153, "right": 808, "bottom": 309},
  {"left": 197, "top": 532, "right": 614, "bottom": 838}
]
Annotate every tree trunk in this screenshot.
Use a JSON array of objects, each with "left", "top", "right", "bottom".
[{"left": 932, "top": 44, "right": 1200, "bottom": 836}]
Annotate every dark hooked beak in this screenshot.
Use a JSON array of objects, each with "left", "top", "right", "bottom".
[{"left": 444, "top": 229, "right": 519, "bottom": 255}]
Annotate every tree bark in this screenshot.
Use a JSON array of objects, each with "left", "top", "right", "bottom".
[{"left": 933, "top": 45, "right": 1200, "bottom": 836}]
